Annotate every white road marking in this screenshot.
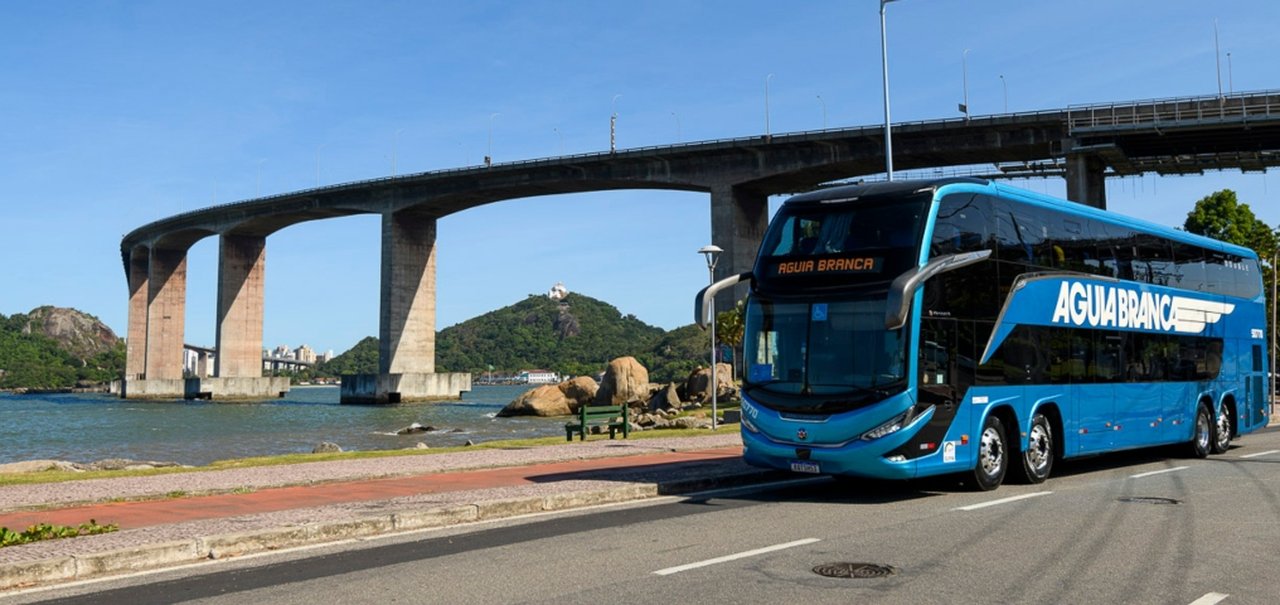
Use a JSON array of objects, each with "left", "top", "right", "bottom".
[
  {"left": 1188, "top": 592, "right": 1229, "bottom": 605},
  {"left": 1239, "top": 449, "right": 1280, "bottom": 459},
  {"left": 1130, "top": 466, "right": 1189, "bottom": 479},
  {"left": 952, "top": 491, "right": 1052, "bottom": 512},
  {"left": 653, "top": 538, "right": 821, "bottom": 576}
]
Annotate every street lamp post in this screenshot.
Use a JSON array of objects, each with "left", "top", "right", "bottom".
[
  {"left": 765, "top": 73, "right": 774, "bottom": 138},
  {"left": 671, "top": 112, "right": 681, "bottom": 141},
  {"left": 960, "top": 48, "right": 971, "bottom": 121},
  {"left": 553, "top": 127, "right": 563, "bottom": 155},
  {"left": 817, "top": 94, "right": 827, "bottom": 129},
  {"left": 1000, "top": 74, "right": 1008, "bottom": 113},
  {"left": 487, "top": 113, "right": 500, "bottom": 167},
  {"left": 879, "top": 0, "right": 899, "bottom": 181},
  {"left": 315, "top": 144, "right": 324, "bottom": 187},
  {"left": 392, "top": 128, "right": 404, "bottom": 176},
  {"left": 1273, "top": 250, "right": 1277, "bottom": 413},
  {"left": 256, "top": 159, "right": 266, "bottom": 198},
  {"left": 611, "top": 94, "right": 622, "bottom": 153},
  {"left": 698, "top": 244, "right": 723, "bottom": 430}
]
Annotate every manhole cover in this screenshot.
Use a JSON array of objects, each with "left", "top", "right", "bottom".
[
  {"left": 813, "top": 562, "right": 898, "bottom": 579},
  {"left": 1118, "top": 496, "right": 1182, "bottom": 505}
]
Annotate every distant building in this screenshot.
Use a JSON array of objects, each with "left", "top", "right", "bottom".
[
  {"left": 519, "top": 369, "right": 560, "bottom": 384},
  {"left": 548, "top": 282, "right": 568, "bottom": 301},
  {"left": 295, "top": 344, "right": 317, "bottom": 364}
]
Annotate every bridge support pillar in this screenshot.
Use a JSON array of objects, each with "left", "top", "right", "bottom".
[
  {"left": 709, "top": 184, "right": 768, "bottom": 308},
  {"left": 215, "top": 235, "right": 266, "bottom": 378},
  {"left": 124, "top": 248, "right": 188, "bottom": 399},
  {"left": 124, "top": 248, "right": 149, "bottom": 382},
  {"left": 341, "top": 209, "right": 470, "bottom": 403},
  {"left": 1065, "top": 153, "right": 1107, "bottom": 209}
]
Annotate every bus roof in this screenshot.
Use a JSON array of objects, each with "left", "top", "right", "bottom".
[{"left": 783, "top": 178, "right": 1258, "bottom": 260}]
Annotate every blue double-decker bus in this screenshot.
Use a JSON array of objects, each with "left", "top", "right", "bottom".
[{"left": 698, "top": 178, "right": 1270, "bottom": 490}]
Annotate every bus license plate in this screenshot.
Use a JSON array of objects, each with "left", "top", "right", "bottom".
[{"left": 790, "top": 461, "right": 820, "bottom": 474}]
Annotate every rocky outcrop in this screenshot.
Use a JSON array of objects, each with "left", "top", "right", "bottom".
[
  {"left": 497, "top": 384, "right": 572, "bottom": 417},
  {"left": 595, "top": 356, "right": 650, "bottom": 407},
  {"left": 396, "top": 423, "right": 437, "bottom": 435},
  {"left": 558, "top": 376, "right": 598, "bottom": 410},
  {"left": 648, "top": 382, "right": 683, "bottom": 412},
  {"left": 684, "top": 363, "right": 737, "bottom": 403},
  {"left": 312, "top": 442, "right": 343, "bottom": 454},
  {"left": 22, "top": 306, "right": 120, "bottom": 361}
]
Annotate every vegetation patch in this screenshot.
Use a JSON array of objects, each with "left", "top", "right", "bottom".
[{"left": 0, "top": 520, "right": 118, "bottom": 548}]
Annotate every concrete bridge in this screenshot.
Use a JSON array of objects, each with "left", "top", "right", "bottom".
[{"left": 120, "top": 90, "right": 1280, "bottom": 402}]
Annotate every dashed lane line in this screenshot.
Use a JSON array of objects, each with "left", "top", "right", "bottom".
[
  {"left": 1188, "top": 592, "right": 1229, "bottom": 605},
  {"left": 1239, "top": 449, "right": 1280, "bottom": 459},
  {"left": 653, "top": 538, "right": 821, "bottom": 576},
  {"left": 952, "top": 491, "right": 1052, "bottom": 512},
  {"left": 1129, "top": 466, "right": 1189, "bottom": 479}
]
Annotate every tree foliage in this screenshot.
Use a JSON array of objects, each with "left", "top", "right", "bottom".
[
  {"left": 0, "top": 311, "right": 125, "bottom": 389},
  {"left": 1183, "top": 189, "right": 1277, "bottom": 259}
]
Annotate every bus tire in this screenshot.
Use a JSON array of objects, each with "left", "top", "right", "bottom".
[
  {"left": 1211, "top": 402, "right": 1232, "bottom": 454},
  {"left": 970, "top": 414, "right": 1007, "bottom": 491},
  {"left": 1186, "top": 402, "right": 1212, "bottom": 459},
  {"left": 1013, "top": 412, "right": 1053, "bottom": 484}
]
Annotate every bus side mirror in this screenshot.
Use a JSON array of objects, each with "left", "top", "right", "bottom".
[
  {"left": 695, "top": 272, "right": 753, "bottom": 329},
  {"left": 885, "top": 250, "right": 991, "bottom": 330}
]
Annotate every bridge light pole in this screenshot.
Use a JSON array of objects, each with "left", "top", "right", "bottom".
[
  {"left": 392, "top": 128, "right": 404, "bottom": 176},
  {"left": 960, "top": 48, "right": 970, "bottom": 121},
  {"left": 999, "top": 74, "right": 1007, "bottom": 113},
  {"left": 879, "top": 0, "right": 899, "bottom": 181},
  {"left": 765, "top": 73, "right": 774, "bottom": 138},
  {"left": 315, "top": 144, "right": 324, "bottom": 187},
  {"left": 671, "top": 112, "right": 681, "bottom": 141},
  {"left": 256, "top": 159, "right": 266, "bottom": 198},
  {"left": 487, "top": 113, "right": 500, "bottom": 167},
  {"left": 611, "top": 94, "right": 622, "bottom": 153},
  {"left": 817, "top": 94, "right": 827, "bottom": 129},
  {"left": 699, "top": 244, "right": 723, "bottom": 430}
]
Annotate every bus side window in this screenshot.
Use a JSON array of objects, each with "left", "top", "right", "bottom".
[{"left": 1172, "top": 242, "right": 1206, "bottom": 292}]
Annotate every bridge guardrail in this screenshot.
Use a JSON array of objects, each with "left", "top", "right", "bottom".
[{"left": 1067, "top": 90, "right": 1278, "bottom": 131}]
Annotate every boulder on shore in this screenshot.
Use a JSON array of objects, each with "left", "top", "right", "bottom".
[
  {"left": 558, "top": 376, "right": 598, "bottom": 411},
  {"left": 684, "top": 363, "right": 737, "bottom": 403},
  {"left": 648, "top": 382, "right": 683, "bottom": 412},
  {"left": 497, "top": 384, "right": 572, "bottom": 417},
  {"left": 595, "top": 356, "right": 650, "bottom": 407},
  {"left": 312, "top": 442, "right": 343, "bottom": 454}
]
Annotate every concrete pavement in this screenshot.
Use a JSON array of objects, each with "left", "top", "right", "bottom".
[{"left": 0, "top": 433, "right": 778, "bottom": 592}]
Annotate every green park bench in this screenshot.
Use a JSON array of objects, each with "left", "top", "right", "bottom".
[{"left": 565, "top": 404, "right": 630, "bottom": 441}]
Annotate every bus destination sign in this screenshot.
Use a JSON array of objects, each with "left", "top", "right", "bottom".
[{"left": 771, "top": 257, "right": 883, "bottom": 277}]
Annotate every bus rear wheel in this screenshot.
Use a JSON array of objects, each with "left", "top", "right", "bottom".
[
  {"left": 1186, "top": 403, "right": 1212, "bottom": 459},
  {"left": 1211, "top": 403, "right": 1232, "bottom": 454},
  {"left": 1012, "top": 412, "right": 1053, "bottom": 484},
  {"left": 970, "top": 415, "right": 1007, "bottom": 491}
]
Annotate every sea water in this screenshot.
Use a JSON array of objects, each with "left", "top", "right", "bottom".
[{"left": 0, "top": 385, "right": 563, "bottom": 466}]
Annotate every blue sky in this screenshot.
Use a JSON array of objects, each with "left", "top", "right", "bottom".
[{"left": 2, "top": 1, "right": 1277, "bottom": 355}]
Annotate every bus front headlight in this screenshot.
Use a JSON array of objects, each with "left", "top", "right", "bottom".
[{"left": 860, "top": 406, "right": 929, "bottom": 441}]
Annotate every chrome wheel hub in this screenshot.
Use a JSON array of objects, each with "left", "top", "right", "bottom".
[
  {"left": 1026, "top": 423, "right": 1051, "bottom": 472},
  {"left": 980, "top": 427, "right": 1003, "bottom": 476}
]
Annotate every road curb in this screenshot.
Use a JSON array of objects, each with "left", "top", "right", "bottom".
[{"left": 0, "top": 468, "right": 778, "bottom": 592}]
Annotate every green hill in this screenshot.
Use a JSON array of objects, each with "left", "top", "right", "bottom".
[
  {"left": 319, "top": 293, "right": 711, "bottom": 383},
  {"left": 0, "top": 309, "right": 125, "bottom": 390}
]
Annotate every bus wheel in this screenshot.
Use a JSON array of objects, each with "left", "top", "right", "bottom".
[
  {"left": 1186, "top": 403, "right": 1212, "bottom": 459},
  {"left": 1211, "top": 404, "right": 1232, "bottom": 454},
  {"left": 1014, "top": 412, "right": 1053, "bottom": 484},
  {"left": 970, "top": 415, "right": 1007, "bottom": 491}
]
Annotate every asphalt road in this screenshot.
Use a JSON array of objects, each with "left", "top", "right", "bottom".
[{"left": 10, "top": 427, "right": 1280, "bottom": 605}]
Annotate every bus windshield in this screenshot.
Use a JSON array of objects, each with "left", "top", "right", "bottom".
[{"left": 744, "top": 296, "right": 907, "bottom": 412}]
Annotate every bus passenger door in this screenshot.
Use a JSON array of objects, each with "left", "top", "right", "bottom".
[
  {"left": 1246, "top": 342, "right": 1267, "bottom": 430},
  {"left": 1075, "top": 332, "right": 1118, "bottom": 454},
  {"left": 1119, "top": 333, "right": 1169, "bottom": 446}
]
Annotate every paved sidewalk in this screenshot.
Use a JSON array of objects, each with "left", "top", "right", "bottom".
[{"left": 0, "top": 433, "right": 781, "bottom": 592}]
